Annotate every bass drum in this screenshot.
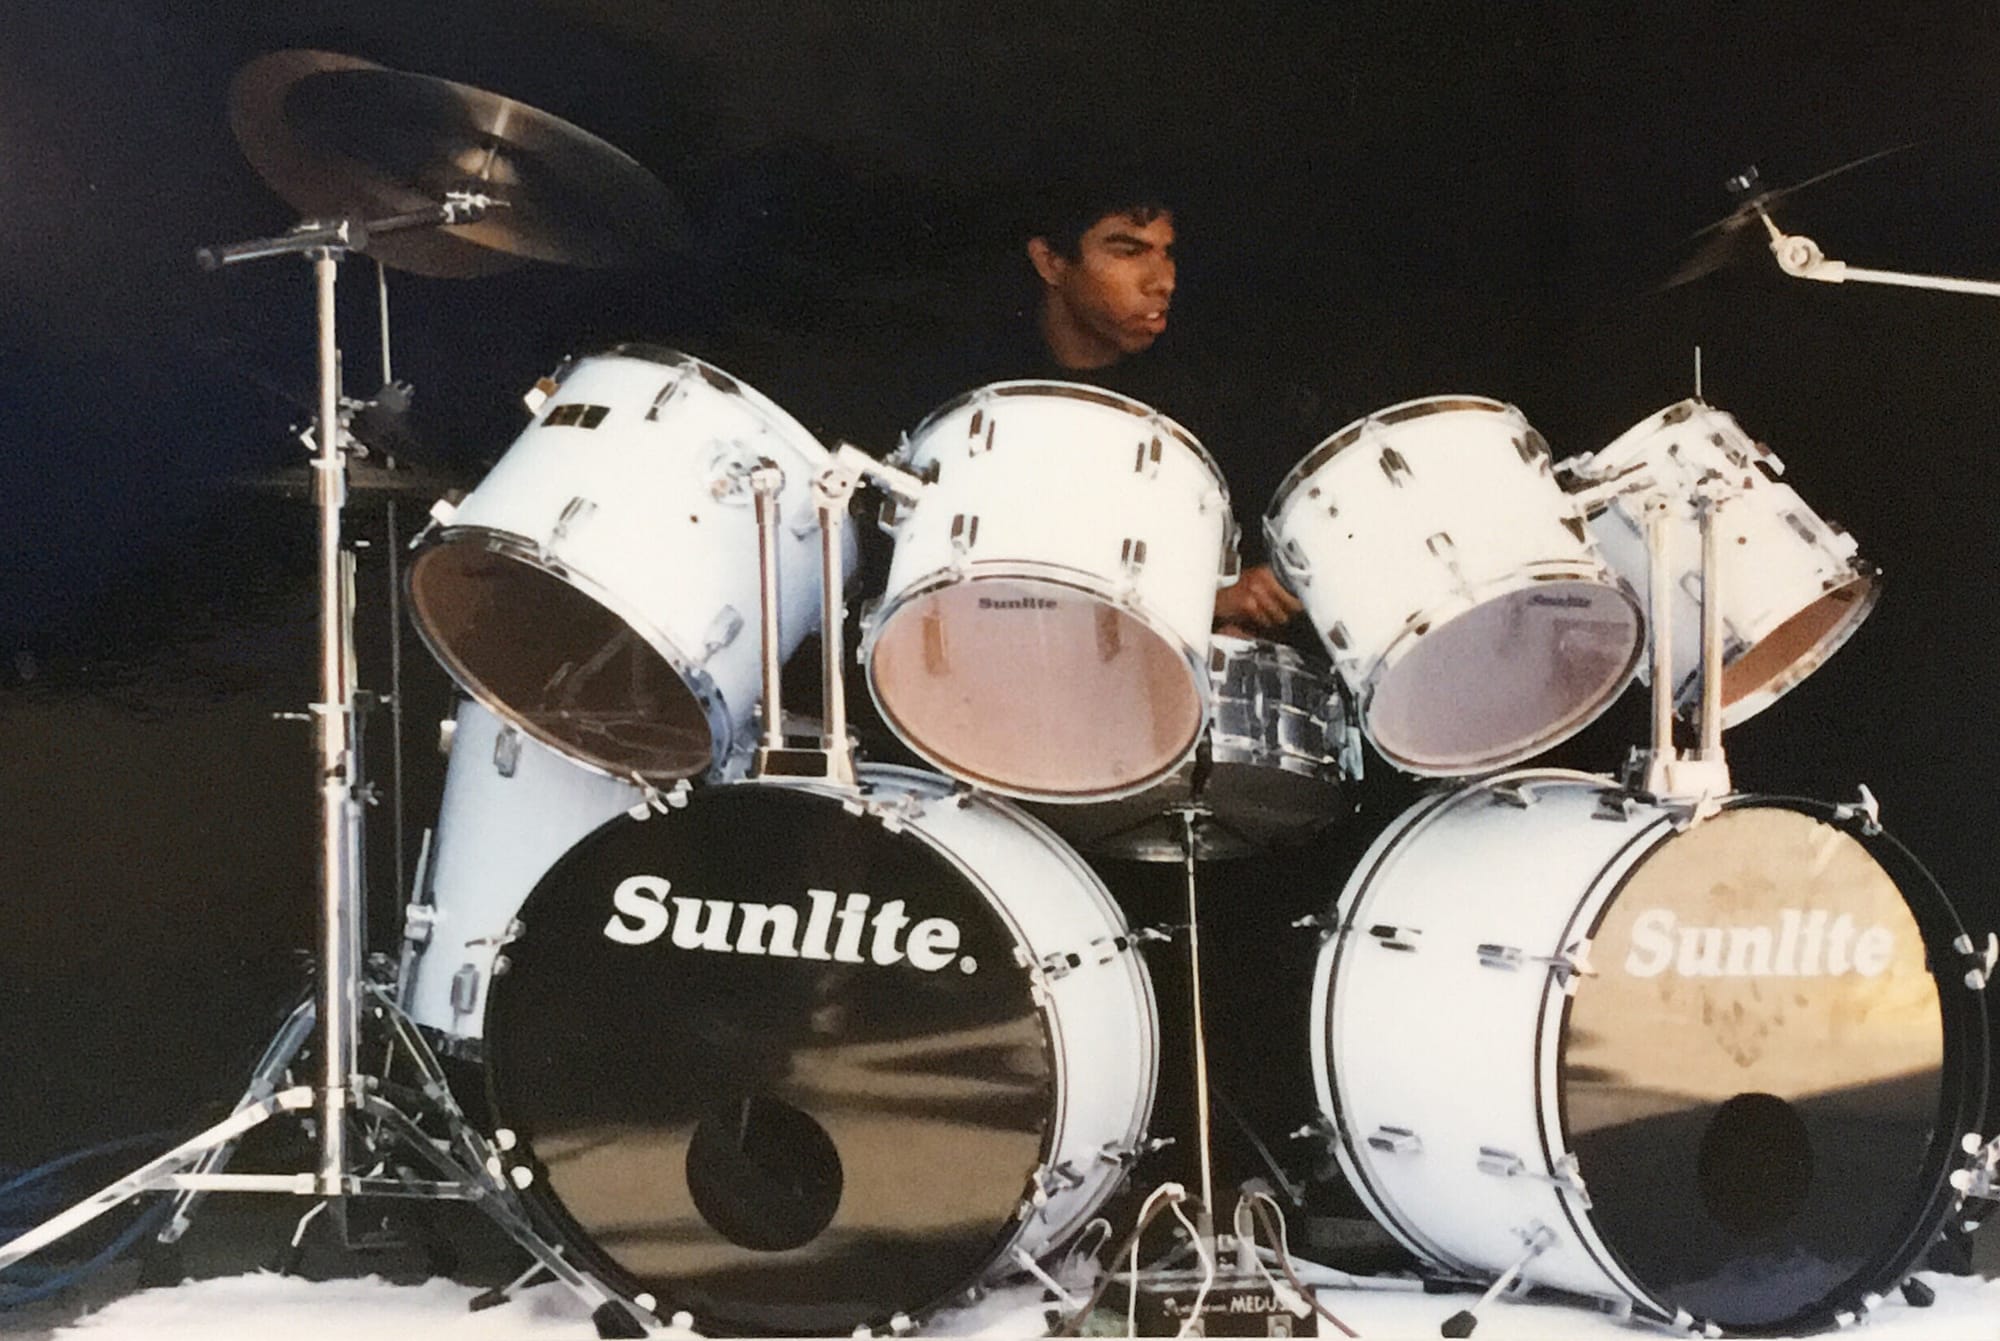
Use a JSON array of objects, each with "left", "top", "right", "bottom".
[
  {"left": 1311, "top": 771, "right": 1989, "bottom": 1334},
  {"left": 482, "top": 766, "right": 1158, "bottom": 1336}
]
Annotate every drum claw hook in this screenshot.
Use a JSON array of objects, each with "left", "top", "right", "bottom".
[
  {"left": 1953, "top": 933, "right": 1999, "bottom": 990},
  {"left": 1833, "top": 784, "right": 1882, "bottom": 835}
]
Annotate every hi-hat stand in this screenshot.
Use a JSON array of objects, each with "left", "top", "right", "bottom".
[{"left": 0, "top": 204, "right": 652, "bottom": 1339}]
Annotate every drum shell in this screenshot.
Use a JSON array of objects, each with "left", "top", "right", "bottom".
[
  {"left": 1579, "top": 401, "right": 1878, "bottom": 726},
  {"left": 1311, "top": 771, "right": 1985, "bottom": 1330},
  {"left": 1266, "top": 397, "right": 1642, "bottom": 775},
  {"left": 400, "top": 699, "right": 642, "bottom": 1053},
  {"left": 861, "top": 381, "right": 1232, "bottom": 801},
  {"left": 880, "top": 382, "right": 1232, "bottom": 666},
  {"left": 411, "top": 348, "right": 857, "bottom": 778}
]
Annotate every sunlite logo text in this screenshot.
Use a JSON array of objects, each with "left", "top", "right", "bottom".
[
  {"left": 1622, "top": 907, "right": 1897, "bottom": 979},
  {"left": 602, "top": 878, "right": 975, "bottom": 973}
]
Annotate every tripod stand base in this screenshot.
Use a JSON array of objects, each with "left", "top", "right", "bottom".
[{"left": 0, "top": 991, "right": 655, "bottom": 1337}]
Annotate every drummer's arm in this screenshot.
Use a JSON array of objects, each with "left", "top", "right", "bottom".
[{"left": 1214, "top": 564, "right": 1302, "bottom": 636}]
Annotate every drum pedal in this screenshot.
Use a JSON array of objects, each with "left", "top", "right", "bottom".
[{"left": 1124, "top": 1267, "right": 1317, "bottom": 1338}]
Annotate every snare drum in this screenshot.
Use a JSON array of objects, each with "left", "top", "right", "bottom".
[
  {"left": 407, "top": 347, "right": 856, "bottom": 781},
  {"left": 1032, "top": 635, "right": 1360, "bottom": 861},
  {"left": 482, "top": 764, "right": 1159, "bottom": 1336},
  {"left": 1266, "top": 396, "right": 1645, "bottom": 776},
  {"left": 1565, "top": 400, "right": 1879, "bottom": 727},
  {"left": 861, "top": 381, "right": 1236, "bottom": 803},
  {"left": 1311, "top": 771, "right": 1989, "bottom": 1333}
]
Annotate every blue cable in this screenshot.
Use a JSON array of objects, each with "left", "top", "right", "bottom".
[{"left": 0, "top": 1130, "right": 184, "bottom": 1308}]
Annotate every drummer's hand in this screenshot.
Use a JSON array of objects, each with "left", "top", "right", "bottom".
[{"left": 1214, "top": 565, "right": 1303, "bottom": 633}]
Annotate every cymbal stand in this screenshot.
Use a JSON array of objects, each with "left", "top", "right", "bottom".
[
  {"left": 1174, "top": 804, "right": 1221, "bottom": 1247},
  {"left": 0, "top": 203, "right": 652, "bottom": 1338}
]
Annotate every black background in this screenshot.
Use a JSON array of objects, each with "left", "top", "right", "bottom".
[{"left": 2, "top": 0, "right": 1996, "bottom": 1203}]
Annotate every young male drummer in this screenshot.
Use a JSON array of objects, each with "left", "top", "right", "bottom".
[{"left": 1016, "top": 184, "right": 1304, "bottom": 636}]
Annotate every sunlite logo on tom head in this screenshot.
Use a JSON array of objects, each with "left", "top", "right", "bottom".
[
  {"left": 1622, "top": 907, "right": 1899, "bottom": 979},
  {"left": 601, "top": 877, "right": 977, "bottom": 973}
]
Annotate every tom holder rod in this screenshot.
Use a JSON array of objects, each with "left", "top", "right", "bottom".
[
  {"left": 1695, "top": 492, "right": 1727, "bottom": 766},
  {"left": 1645, "top": 496, "right": 1677, "bottom": 769},
  {"left": 811, "top": 470, "right": 858, "bottom": 789},
  {"left": 749, "top": 462, "right": 787, "bottom": 755}
]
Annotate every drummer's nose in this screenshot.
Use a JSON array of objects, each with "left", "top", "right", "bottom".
[{"left": 1143, "top": 252, "right": 1176, "bottom": 299}]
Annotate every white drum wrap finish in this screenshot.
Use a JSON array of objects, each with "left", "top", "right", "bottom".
[
  {"left": 409, "top": 346, "right": 856, "bottom": 782},
  {"left": 1564, "top": 399, "right": 1878, "bottom": 727},
  {"left": 1266, "top": 396, "right": 1643, "bottom": 776},
  {"left": 863, "top": 380, "right": 1235, "bottom": 802}
]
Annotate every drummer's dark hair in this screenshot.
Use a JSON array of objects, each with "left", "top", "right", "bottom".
[{"left": 1025, "top": 170, "right": 1177, "bottom": 259}]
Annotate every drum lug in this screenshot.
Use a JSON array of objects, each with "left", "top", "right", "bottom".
[
  {"left": 699, "top": 605, "right": 745, "bottom": 662},
  {"left": 1119, "top": 537, "right": 1148, "bottom": 580},
  {"left": 1133, "top": 434, "right": 1163, "bottom": 478},
  {"left": 949, "top": 513, "right": 980, "bottom": 555},
  {"left": 643, "top": 372, "right": 684, "bottom": 421},
  {"left": 967, "top": 405, "right": 996, "bottom": 454},
  {"left": 544, "top": 495, "right": 598, "bottom": 554},
  {"left": 1476, "top": 940, "right": 1594, "bottom": 992},
  {"left": 1512, "top": 430, "right": 1552, "bottom": 468},
  {"left": 1366, "top": 923, "right": 1421, "bottom": 952},
  {"left": 1366, "top": 1125, "right": 1422, "bottom": 1155},
  {"left": 1952, "top": 933, "right": 1999, "bottom": 990},
  {"left": 1833, "top": 784, "right": 1882, "bottom": 835},
  {"left": 488, "top": 725, "right": 522, "bottom": 778},
  {"left": 1270, "top": 533, "right": 1313, "bottom": 589},
  {"left": 448, "top": 964, "right": 483, "bottom": 1016},
  {"left": 1592, "top": 792, "right": 1641, "bottom": 823},
  {"left": 1476, "top": 1148, "right": 1591, "bottom": 1206},
  {"left": 1378, "top": 446, "right": 1413, "bottom": 486},
  {"left": 1487, "top": 780, "right": 1543, "bottom": 809}
]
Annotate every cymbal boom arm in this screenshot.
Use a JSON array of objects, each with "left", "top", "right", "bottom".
[{"left": 1762, "top": 209, "right": 2000, "bottom": 297}]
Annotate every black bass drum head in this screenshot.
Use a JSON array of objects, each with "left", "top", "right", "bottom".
[
  {"left": 484, "top": 780, "right": 1054, "bottom": 1336},
  {"left": 1562, "top": 799, "right": 1989, "bottom": 1333}
]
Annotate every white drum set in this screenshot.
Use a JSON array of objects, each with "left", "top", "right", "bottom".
[
  {"left": 6, "top": 48, "right": 1984, "bottom": 1341},
  {"left": 385, "top": 349, "right": 1991, "bottom": 1337}
]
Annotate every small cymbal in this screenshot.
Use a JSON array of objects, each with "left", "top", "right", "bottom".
[
  {"left": 230, "top": 50, "right": 684, "bottom": 278},
  {"left": 1655, "top": 142, "right": 1919, "bottom": 292}
]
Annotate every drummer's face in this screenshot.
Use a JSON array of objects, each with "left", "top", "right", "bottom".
[{"left": 1032, "top": 210, "right": 1177, "bottom": 367}]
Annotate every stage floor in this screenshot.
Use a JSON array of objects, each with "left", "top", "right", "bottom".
[{"left": 6, "top": 1195, "right": 1997, "bottom": 1340}]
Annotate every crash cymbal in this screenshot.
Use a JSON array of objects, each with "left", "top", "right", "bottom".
[
  {"left": 1656, "top": 142, "right": 1919, "bottom": 291},
  {"left": 230, "top": 49, "right": 684, "bottom": 278}
]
